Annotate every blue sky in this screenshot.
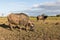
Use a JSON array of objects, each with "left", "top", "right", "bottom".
[{"left": 0, "top": 0, "right": 60, "bottom": 16}]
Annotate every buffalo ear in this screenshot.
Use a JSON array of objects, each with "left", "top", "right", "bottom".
[
  {"left": 25, "top": 23, "right": 30, "bottom": 27},
  {"left": 32, "top": 21, "right": 34, "bottom": 25},
  {"left": 28, "top": 23, "right": 30, "bottom": 26}
]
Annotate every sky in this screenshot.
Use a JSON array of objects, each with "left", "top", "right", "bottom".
[{"left": 0, "top": 0, "right": 60, "bottom": 16}]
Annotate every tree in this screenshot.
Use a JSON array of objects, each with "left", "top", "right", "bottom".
[{"left": 56, "top": 14, "right": 60, "bottom": 17}]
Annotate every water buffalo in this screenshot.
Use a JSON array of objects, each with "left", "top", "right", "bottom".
[
  {"left": 7, "top": 13, "right": 34, "bottom": 31},
  {"left": 37, "top": 15, "right": 48, "bottom": 21}
]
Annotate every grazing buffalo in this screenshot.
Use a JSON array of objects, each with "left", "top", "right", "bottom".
[
  {"left": 7, "top": 13, "right": 34, "bottom": 31},
  {"left": 37, "top": 15, "right": 48, "bottom": 21}
]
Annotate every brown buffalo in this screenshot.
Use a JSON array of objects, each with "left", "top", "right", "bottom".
[
  {"left": 7, "top": 13, "right": 34, "bottom": 31},
  {"left": 37, "top": 15, "right": 48, "bottom": 21}
]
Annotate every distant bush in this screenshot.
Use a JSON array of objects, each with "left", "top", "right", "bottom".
[
  {"left": 30, "top": 16, "right": 36, "bottom": 18},
  {"left": 56, "top": 14, "right": 60, "bottom": 17}
]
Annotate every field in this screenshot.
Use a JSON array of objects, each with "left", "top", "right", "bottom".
[{"left": 0, "top": 17, "right": 60, "bottom": 40}]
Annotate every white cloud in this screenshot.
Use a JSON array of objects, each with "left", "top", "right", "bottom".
[
  {"left": 33, "top": 4, "right": 40, "bottom": 8},
  {"left": 24, "top": 1, "right": 60, "bottom": 16},
  {"left": 57, "top": 0, "right": 60, "bottom": 2},
  {"left": 33, "top": 2, "right": 60, "bottom": 10},
  {"left": 0, "top": 2, "right": 29, "bottom": 16}
]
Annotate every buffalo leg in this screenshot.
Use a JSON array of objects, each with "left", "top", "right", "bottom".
[
  {"left": 17, "top": 25, "right": 22, "bottom": 31},
  {"left": 25, "top": 25, "right": 30, "bottom": 32},
  {"left": 9, "top": 23, "right": 14, "bottom": 31}
]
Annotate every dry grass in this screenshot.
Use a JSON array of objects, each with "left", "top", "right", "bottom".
[{"left": 0, "top": 17, "right": 60, "bottom": 40}]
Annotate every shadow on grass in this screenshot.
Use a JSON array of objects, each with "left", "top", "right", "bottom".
[
  {"left": 0, "top": 24, "right": 34, "bottom": 32},
  {"left": 0, "top": 24, "right": 26, "bottom": 31},
  {"left": 0, "top": 24, "right": 9, "bottom": 28}
]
